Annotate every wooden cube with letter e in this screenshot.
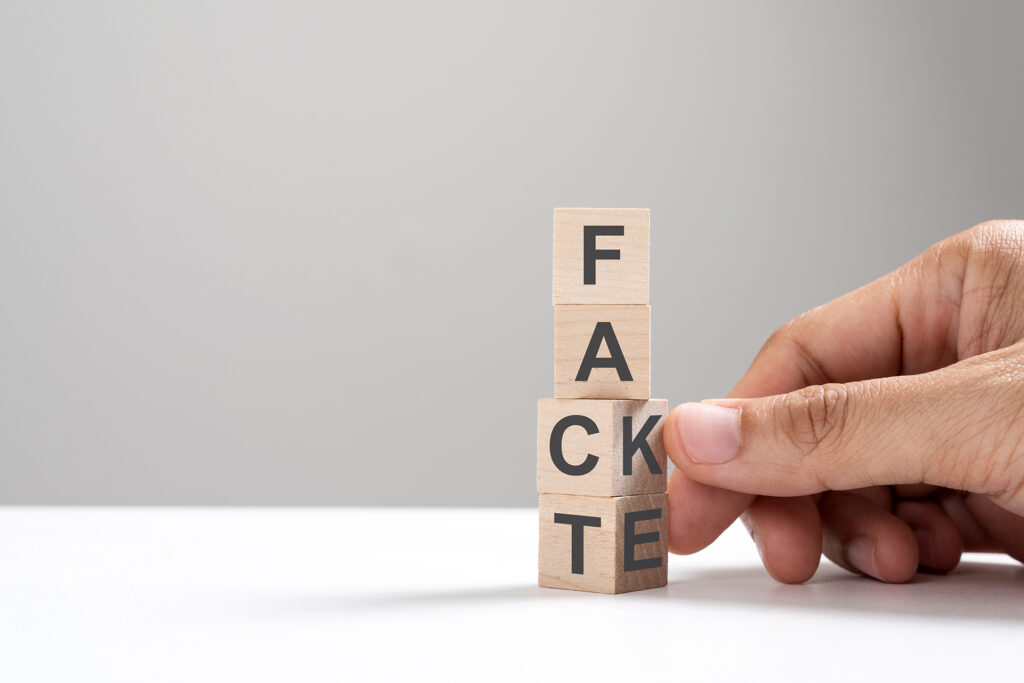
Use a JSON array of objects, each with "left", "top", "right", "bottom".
[{"left": 538, "top": 492, "right": 668, "bottom": 594}]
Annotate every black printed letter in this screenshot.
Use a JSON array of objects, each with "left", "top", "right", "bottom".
[
  {"left": 549, "top": 415, "right": 600, "bottom": 476},
  {"left": 583, "top": 226, "right": 624, "bottom": 285},
  {"left": 622, "top": 415, "right": 663, "bottom": 475},
  {"left": 576, "top": 322, "right": 633, "bottom": 381},
  {"left": 554, "top": 513, "right": 602, "bottom": 574},
  {"left": 624, "top": 508, "right": 663, "bottom": 571}
]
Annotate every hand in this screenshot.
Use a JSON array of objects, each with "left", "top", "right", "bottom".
[{"left": 665, "top": 220, "right": 1024, "bottom": 583}]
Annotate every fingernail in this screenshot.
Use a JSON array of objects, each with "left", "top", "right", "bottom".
[
  {"left": 844, "top": 536, "right": 878, "bottom": 576},
  {"left": 675, "top": 402, "right": 741, "bottom": 464}
]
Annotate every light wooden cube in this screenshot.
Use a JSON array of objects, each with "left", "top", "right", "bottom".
[
  {"left": 554, "top": 305, "right": 650, "bottom": 399},
  {"left": 537, "top": 398, "right": 668, "bottom": 496},
  {"left": 539, "top": 492, "right": 668, "bottom": 594},
  {"left": 553, "top": 208, "right": 650, "bottom": 305}
]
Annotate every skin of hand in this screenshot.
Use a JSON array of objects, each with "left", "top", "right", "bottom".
[{"left": 665, "top": 220, "right": 1024, "bottom": 584}]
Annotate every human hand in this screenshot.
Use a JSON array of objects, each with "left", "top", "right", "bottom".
[{"left": 665, "top": 220, "right": 1024, "bottom": 583}]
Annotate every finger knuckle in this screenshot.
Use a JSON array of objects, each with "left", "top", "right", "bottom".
[
  {"left": 968, "top": 219, "right": 1024, "bottom": 244},
  {"left": 756, "top": 325, "right": 791, "bottom": 360},
  {"left": 757, "top": 320, "right": 831, "bottom": 387},
  {"left": 775, "top": 383, "right": 851, "bottom": 458},
  {"left": 962, "top": 220, "right": 1024, "bottom": 273}
]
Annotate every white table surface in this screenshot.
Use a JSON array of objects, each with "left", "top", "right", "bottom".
[{"left": 1, "top": 507, "right": 1022, "bottom": 682}]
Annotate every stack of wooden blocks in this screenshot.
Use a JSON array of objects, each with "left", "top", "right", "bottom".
[{"left": 537, "top": 208, "right": 669, "bottom": 594}]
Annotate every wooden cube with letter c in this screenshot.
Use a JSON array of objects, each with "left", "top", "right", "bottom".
[
  {"left": 537, "top": 398, "right": 668, "bottom": 496},
  {"left": 538, "top": 492, "right": 668, "bottom": 594}
]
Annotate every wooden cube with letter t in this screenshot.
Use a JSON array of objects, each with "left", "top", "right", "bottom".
[{"left": 538, "top": 492, "right": 668, "bottom": 594}]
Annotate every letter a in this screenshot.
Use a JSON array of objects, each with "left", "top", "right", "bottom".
[{"left": 576, "top": 321, "right": 632, "bottom": 382}]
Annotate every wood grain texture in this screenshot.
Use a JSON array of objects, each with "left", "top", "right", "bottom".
[
  {"left": 537, "top": 398, "right": 668, "bottom": 496},
  {"left": 553, "top": 208, "right": 649, "bottom": 305},
  {"left": 538, "top": 492, "right": 668, "bottom": 594},
  {"left": 554, "top": 305, "right": 650, "bottom": 399}
]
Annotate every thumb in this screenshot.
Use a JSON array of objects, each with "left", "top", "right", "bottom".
[{"left": 665, "top": 349, "right": 1024, "bottom": 509}]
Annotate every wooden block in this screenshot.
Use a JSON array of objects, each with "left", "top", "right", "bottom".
[
  {"left": 553, "top": 208, "right": 650, "bottom": 305},
  {"left": 537, "top": 399, "right": 668, "bottom": 496},
  {"left": 554, "top": 305, "right": 650, "bottom": 399},
  {"left": 539, "top": 492, "right": 668, "bottom": 594}
]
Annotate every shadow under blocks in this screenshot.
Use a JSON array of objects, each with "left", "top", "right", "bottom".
[{"left": 276, "top": 561, "right": 1024, "bottom": 622}]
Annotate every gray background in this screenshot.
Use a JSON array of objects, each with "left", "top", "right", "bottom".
[{"left": 1, "top": 1, "right": 1022, "bottom": 506}]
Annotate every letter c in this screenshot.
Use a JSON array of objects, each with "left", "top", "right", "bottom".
[{"left": 550, "top": 415, "right": 600, "bottom": 476}]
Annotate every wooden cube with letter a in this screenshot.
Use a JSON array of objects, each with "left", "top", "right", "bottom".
[
  {"left": 554, "top": 304, "right": 650, "bottom": 399},
  {"left": 537, "top": 398, "right": 668, "bottom": 496},
  {"left": 553, "top": 208, "right": 650, "bottom": 305},
  {"left": 539, "top": 492, "right": 668, "bottom": 594}
]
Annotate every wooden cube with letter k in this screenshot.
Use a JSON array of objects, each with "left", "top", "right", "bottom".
[{"left": 537, "top": 398, "right": 668, "bottom": 497}]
